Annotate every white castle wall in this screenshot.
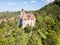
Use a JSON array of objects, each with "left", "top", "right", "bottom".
[{"left": 22, "top": 19, "right": 36, "bottom": 28}]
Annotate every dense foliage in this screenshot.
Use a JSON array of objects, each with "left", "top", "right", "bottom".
[
  {"left": 0, "top": 0, "right": 60, "bottom": 45},
  {"left": 0, "top": 11, "right": 20, "bottom": 19}
]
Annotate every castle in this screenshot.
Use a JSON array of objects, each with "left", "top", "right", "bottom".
[{"left": 18, "top": 9, "right": 36, "bottom": 28}]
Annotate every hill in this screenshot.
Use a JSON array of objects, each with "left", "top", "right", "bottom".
[
  {"left": 0, "top": 11, "right": 20, "bottom": 19},
  {"left": 33, "top": 0, "right": 60, "bottom": 45},
  {"left": 0, "top": 0, "right": 60, "bottom": 45}
]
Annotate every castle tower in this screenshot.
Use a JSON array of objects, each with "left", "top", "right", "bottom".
[{"left": 21, "top": 8, "right": 26, "bottom": 16}]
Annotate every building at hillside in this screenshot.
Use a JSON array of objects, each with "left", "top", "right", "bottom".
[{"left": 18, "top": 9, "right": 36, "bottom": 28}]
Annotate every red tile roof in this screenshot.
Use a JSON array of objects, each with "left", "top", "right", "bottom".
[{"left": 20, "top": 9, "right": 36, "bottom": 21}]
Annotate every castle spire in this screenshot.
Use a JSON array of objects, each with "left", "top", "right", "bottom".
[{"left": 21, "top": 8, "right": 26, "bottom": 16}]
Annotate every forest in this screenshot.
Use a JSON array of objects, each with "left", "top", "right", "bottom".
[{"left": 0, "top": 0, "right": 60, "bottom": 45}]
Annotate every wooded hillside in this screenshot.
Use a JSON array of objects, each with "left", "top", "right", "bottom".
[{"left": 0, "top": 0, "right": 60, "bottom": 45}]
